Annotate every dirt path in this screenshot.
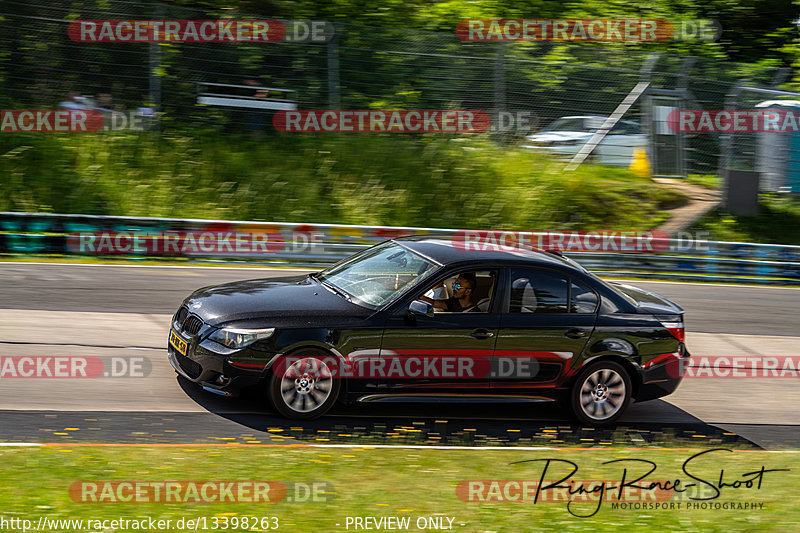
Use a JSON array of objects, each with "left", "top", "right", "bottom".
[{"left": 654, "top": 178, "right": 721, "bottom": 236}]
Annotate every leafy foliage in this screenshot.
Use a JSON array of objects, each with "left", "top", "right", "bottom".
[{"left": 0, "top": 132, "right": 685, "bottom": 231}]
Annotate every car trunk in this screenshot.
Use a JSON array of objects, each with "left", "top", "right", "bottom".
[{"left": 610, "top": 282, "right": 684, "bottom": 315}]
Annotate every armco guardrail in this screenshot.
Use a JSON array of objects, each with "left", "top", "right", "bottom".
[{"left": 2, "top": 212, "right": 800, "bottom": 284}]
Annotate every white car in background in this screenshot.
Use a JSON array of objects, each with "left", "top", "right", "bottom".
[{"left": 522, "top": 115, "right": 646, "bottom": 166}]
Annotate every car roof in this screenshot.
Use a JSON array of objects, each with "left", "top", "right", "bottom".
[
  {"left": 548, "top": 115, "right": 638, "bottom": 124},
  {"left": 392, "top": 236, "right": 580, "bottom": 270}
]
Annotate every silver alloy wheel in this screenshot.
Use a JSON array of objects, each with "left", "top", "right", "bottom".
[
  {"left": 579, "top": 368, "right": 626, "bottom": 420},
  {"left": 279, "top": 357, "right": 333, "bottom": 413}
]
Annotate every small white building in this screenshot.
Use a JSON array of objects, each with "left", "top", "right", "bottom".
[{"left": 755, "top": 99, "right": 800, "bottom": 193}]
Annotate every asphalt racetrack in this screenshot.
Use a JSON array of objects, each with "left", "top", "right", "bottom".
[{"left": 1, "top": 262, "right": 798, "bottom": 449}]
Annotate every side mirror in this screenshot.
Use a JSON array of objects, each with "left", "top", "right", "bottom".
[{"left": 408, "top": 299, "right": 434, "bottom": 318}]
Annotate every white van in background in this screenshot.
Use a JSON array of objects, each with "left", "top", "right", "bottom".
[{"left": 522, "top": 115, "right": 646, "bottom": 166}]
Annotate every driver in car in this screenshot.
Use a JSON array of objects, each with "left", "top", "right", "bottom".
[{"left": 420, "top": 273, "right": 477, "bottom": 312}]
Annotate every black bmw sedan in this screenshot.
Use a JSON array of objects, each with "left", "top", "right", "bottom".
[{"left": 168, "top": 237, "right": 688, "bottom": 426}]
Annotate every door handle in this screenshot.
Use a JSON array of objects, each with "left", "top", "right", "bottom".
[
  {"left": 471, "top": 329, "right": 495, "bottom": 339},
  {"left": 565, "top": 329, "right": 587, "bottom": 339}
]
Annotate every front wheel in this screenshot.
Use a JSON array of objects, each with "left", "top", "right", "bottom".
[
  {"left": 269, "top": 351, "right": 340, "bottom": 420},
  {"left": 570, "top": 361, "right": 631, "bottom": 426}
]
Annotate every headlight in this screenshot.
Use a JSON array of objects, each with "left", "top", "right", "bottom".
[{"left": 208, "top": 327, "right": 275, "bottom": 349}]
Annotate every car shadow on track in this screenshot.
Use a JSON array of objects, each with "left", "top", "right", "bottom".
[{"left": 176, "top": 376, "right": 757, "bottom": 448}]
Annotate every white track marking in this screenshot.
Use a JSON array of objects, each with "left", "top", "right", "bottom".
[{"left": 2, "top": 263, "right": 797, "bottom": 289}]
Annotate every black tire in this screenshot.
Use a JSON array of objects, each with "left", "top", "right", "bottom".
[
  {"left": 268, "top": 350, "right": 341, "bottom": 420},
  {"left": 570, "top": 360, "right": 632, "bottom": 427}
]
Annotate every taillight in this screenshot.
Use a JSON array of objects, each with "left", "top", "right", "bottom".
[{"left": 660, "top": 317, "right": 685, "bottom": 344}]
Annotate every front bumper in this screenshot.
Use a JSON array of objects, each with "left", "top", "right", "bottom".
[{"left": 167, "top": 335, "right": 269, "bottom": 397}]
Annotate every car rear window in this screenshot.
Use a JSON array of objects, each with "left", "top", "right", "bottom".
[
  {"left": 509, "top": 269, "right": 568, "bottom": 314},
  {"left": 570, "top": 280, "right": 598, "bottom": 314}
]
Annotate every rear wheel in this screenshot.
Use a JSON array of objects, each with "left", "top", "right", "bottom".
[
  {"left": 570, "top": 361, "right": 631, "bottom": 426},
  {"left": 269, "top": 351, "right": 340, "bottom": 420}
]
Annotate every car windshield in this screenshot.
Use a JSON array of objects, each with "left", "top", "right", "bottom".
[
  {"left": 315, "top": 241, "right": 439, "bottom": 308},
  {"left": 542, "top": 117, "right": 604, "bottom": 133}
]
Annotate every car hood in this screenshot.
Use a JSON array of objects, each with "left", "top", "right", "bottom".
[{"left": 183, "top": 275, "right": 373, "bottom": 326}]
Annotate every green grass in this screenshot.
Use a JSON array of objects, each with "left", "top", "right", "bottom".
[
  {"left": 691, "top": 194, "right": 800, "bottom": 244},
  {"left": 685, "top": 174, "right": 721, "bottom": 189},
  {"left": 0, "top": 446, "right": 796, "bottom": 532},
  {"left": 0, "top": 132, "right": 686, "bottom": 232}
]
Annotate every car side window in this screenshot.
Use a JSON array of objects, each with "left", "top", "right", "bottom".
[
  {"left": 509, "top": 269, "right": 568, "bottom": 314},
  {"left": 570, "top": 279, "right": 599, "bottom": 314},
  {"left": 419, "top": 270, "right": 498, "bottom": 313}
]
